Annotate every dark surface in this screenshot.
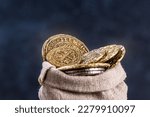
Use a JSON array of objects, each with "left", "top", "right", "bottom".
[{"left": 0, "top": 0, "right": 150, "bottom": 99}]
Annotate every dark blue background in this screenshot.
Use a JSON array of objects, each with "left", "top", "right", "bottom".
[{"left": 0, "top": 0, "right": 150, "bottom": 99}]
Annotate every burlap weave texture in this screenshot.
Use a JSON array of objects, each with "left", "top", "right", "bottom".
[{"left": 38, "top": 62, "right": 127, "bottom": 100}]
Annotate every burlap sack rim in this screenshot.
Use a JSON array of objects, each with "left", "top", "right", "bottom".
[{"left": 42, "top": 63, "right": 126, "bottom": 93}]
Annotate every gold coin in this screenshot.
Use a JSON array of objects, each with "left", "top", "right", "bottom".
[
  {"left": 117, "top": 45, "right": 126, "bottom": 62},
  {"left": 80, "top": 48, "right": 106, "bottom": 64},
  {"left": 107, "top": 45, "right": 126, "bottom": 68},
  {"left": 58, "top": 63, "right": 110, "bottom": 71},
  {"left": 42, "top": 39, "right": 49, "bottom": 60},
  {"left": 46, "top": 45, "right": 82, "bottom": 67},
  {"left": 99, "top": 44, "right": 120, "bottom": 63},
  {"left": 42, "top": 34, "right": 89, "bottom": 61}
]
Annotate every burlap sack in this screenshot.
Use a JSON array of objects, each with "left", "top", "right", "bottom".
[{"left": 38, "top": 62, "right": 127, "bottom": 100}]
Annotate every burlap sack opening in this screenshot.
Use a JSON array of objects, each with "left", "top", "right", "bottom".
[{"left": 38, "top": 62, "right": 127, "bottom": 100}]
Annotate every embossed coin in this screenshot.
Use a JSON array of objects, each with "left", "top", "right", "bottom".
[
  {"left": 58, "top": 63, "right": 110, "bottom": 71},
  {"left": 117, "top": 45, "right": 126, "bottom": 62},
  {"left": 42, "top": 34, "right": 89, "bottom": 61},
  {"left": 81, "top": 48, "right": 106, "bottom": 64},
  {"left": 107, "top": 45, "right": 126, "bottom": 68},
  {"left": 46, "top": 45, "right": 82, "bottom": 67},
  {"left": 99, "top": 44, "right": 120, "bottom": 63},
  {"left": 42, "top": 39, "right": 49, "bottom": 60}
]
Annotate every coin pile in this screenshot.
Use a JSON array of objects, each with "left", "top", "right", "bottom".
[{"left": 42, "top": 34, "right": 125, "bottom": 76}]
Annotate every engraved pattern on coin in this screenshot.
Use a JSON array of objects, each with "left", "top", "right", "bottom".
[
  {"left": 42, "top": 34, "right": 89, "bottom": 61},
  {"left": 46, "top": 45, "right": 82, "bottom": 67},
  {"left": 106, "top": 45, "right": 126, "bottom": 68},
  {"left": 81, "top": 48, "right": 106, "bottom": 64},
  {"left": 99, "top": 45, "right": 120, "bottom": 63}
]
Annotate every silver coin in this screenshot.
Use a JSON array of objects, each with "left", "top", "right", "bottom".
[
  {"left": 63, "top": 68, "right": 105, "bottom": 76},
  {"left": 66, "top": 70, "right": 104, "bottom": 76},
  {"left": 64, "top": 67, "right": 105, "bottom": 74}
]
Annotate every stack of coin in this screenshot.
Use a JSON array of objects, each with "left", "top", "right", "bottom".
[
  {"left": 58, "top": 63, "right": 110, "bottom": 76},
  {"left": 64, "top": 68, "right": 105, "bottom": 76},
  {"left": 80, "top": 44, "right": 126, "bottom": 68},
  {"left": 42, "top": 34, "right": 126, "bottom": 76}
]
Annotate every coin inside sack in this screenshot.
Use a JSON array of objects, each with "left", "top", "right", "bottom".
[
  {"left": 80, "top": 44, "right": 124, "bottom": 65},
  {"left": 64, "top": 70, "right": 104, "bottom": 76},
  {"left": 42, "top": 34, "right": 89, "bottom": 61},
  {"left": 64, "top": 67, "right": 105, "bottom": 73},
  {"left": 46, "top": 45, "right": 83, "bottom": 67},
  {"left": 64, "top": 67, "right": 105, "bottom": 76},
  {"left": 41, "top": 33, "right": 126, "bottom": 76},
  {"left": 58, "top": 63, "right": 110, "bottom": 71},
  {"left": 80, "top": 48, "right": 106, "bottom": 64},
  {"left": 98, "top": 44, "right": 121, "bottom": 63},
  {"left": 106, "top": 45, "right": 126, "bottom": 68}
]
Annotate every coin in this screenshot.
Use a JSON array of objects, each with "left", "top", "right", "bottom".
[
  {"left": 64, "top": 67, "right": 105, "bottom": 73},
  {"left": 42, "top": 39, "right": 49, "bottom": 60},
  {"left": 117, "top": 45, "right": 126, "bottom": 62},
  {"left": 58, "top": 63, "right": 110, "bottom": 71},
  {"left": 80, "top": 48, "right": 106, "bottom": 64},
  {"left": 46, "top": 45, "right": 82, "bottom": 67},
  {"left": 64, "top": 67, "right": 105, "bottom": 74},
  {"left": 65, "top": 70, "right": 104, "bottom": 76},
  {"left": 106, "top": 45, "right": 126, "bottom": 68},
  {"left": 42, "top": 34, "right": 89, "bottom": 61},
  {"left": 63, "top": 68, "right": 105, "bottom": 76},
  {"left": 99, "top": 44, "right": 120, "bottom": 63}
]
